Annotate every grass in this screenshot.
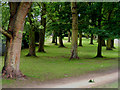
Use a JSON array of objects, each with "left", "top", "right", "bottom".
[
  {"left": 0, "top": 37, "right": 118, "bottom": 86},
  {"left": 95, "top": 81, "right": 118, "bottom": 88}
]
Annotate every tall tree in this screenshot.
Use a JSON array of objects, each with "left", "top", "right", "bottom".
[
  {"left": 26, "top": 7, "right": 36, "bottom": 56},
  {"left": 96, "top": 3, "right": 103, "bottom": 58},
  {"left": 38, "top": 3, "right": 46, "bottom": 52},
  {"left": 1, "top": 2, "right": 31, "bottom": 78},
  {"left": 70, "top": 2, "right": 79, "bottom": 59}
]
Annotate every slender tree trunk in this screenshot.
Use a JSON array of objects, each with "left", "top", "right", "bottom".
[
  {"left": 59, "top": 32, "right": 65, "bottom": 47},
  {"left": 96, "top": 3, "right": 103, "bottom": 58},
  {"left": 90, "top": 34, "right": 94, "bottom": 45},
  {"left": 26, "top": 8, "right": 36, "bottom": 56},
  {"left": 86, "top": 34, "right": 89, "bottom": 39},
  {"left": 79, "top": 31, "right": 82, "bottom": 46},
  {"left": 55, "top": 36, "right": 58, "bottom": 45},
  {"left": 70, "top": 2, "right": 79, "bottom": 59},
  {"left": 106, "top": 38, "right": 112, "bottom": 50},
  {"left": 96, "top": 36, "right": 103, "bottom": 57},
  {"left": 68, "top": 30, "right": 71, "bottom": 42},
  {"left": 38, "top": 3, "right": 46, "bottom": 52},
  {"left": 2, "top": 2, "right": 31, "bottom": 79},
  {"left": 102, "top": 39, "right": 106, "bottom": 46},
  {"left": 27, "top": 27, "right": 36, "bottom": 56},
  {"left": 52, "top": 30, "right": 55, "bottom": 43},
  {"left": 111, "top": 39, "right": 115, "bottom": 48}
]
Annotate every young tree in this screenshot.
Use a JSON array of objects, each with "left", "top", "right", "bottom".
[
  {"left": 1, "top": 2, "right": 31, "bottom": 78},
  {"left": 70, "top": 2, "right": 79, "bottom": 59}
]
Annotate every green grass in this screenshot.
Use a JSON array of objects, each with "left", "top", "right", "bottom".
[
  {"left": 95, "top": 81, "right": 118, "bottom": 88},
  {"left": 1, "top": 37, "right": 118, "bottom": 86}
]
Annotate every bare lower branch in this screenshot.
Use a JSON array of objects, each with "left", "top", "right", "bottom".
[{"left": 0, "top": 27, "right": 12, "bottom": 39}]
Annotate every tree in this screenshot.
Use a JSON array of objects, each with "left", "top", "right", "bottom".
[
  {"left": 70, "top": 2, "right": 79, "bottom": 59},
  {"left": 1, "top": 2, "right": 31, "bottom": 78},
  {"left": 96, "top": 3, "right": 103, "bottom": 58},
  {"left": 68, "top": 30, "right": 71, "bottom": 42},
  {"left": 38, "top": 3, "right": 46, "bottom": 52},
  {"left": 26, "top": 6, "right": 36, "bottom": 56}
]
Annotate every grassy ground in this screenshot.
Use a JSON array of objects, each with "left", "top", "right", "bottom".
[
  {"left": 0, "top": 37, "right": 118, "bottom": 86},
  {"left": 95, "top": 81, "right": 118, "bottom": 88}
]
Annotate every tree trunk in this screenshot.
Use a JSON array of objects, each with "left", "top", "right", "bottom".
[
  {"left": 111, "top": 39, "right": 115, "bottom": 48},
  {"left": 96, "top": 36, "right": 103, "bottom": 57},
  {"left": 106, "top": 38, "right": 112, "bottom": 50},
  {"left": 90, "top": 34, "right": 94, "bottom": 45},
  {"left": 102, "top": 39, "right": 106, "bottom": 46},
  {"left": 55, "top": 36, "right": 58, "bottom": 45},
  {"left": 86, "top": 34, "right": 89, "bottom": 39},
  {"left": 59, "top": 33, "right": 65, "bottom": 47},
  {"left": 2, "top": 2, "right": 31, "bottom": 79},
  {"left": 79, "top": 31, "right": 82, "bottom": 46},
  {"left": 68, "top": 30, "right": 71, "bottom": 42},
  {"left": 96, "top": 3, "right": 103, "bottom": 58},
  {"left": 52, "top": 30, "right": 55, "bottom": 43},
  {"left": 38, "top": 3, "right": 46, "bottom": 52},
  {"left": 70, "top": 2, "right": 79, "bottom": 59},
  {"left": 26, "top": 8, "right": 36, "bottom": 56}
]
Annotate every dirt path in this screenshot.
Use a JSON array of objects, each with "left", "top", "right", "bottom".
[{"left": 19, "top": 68, "right": 118, "bottom": 88}]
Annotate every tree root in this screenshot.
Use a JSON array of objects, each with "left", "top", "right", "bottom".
[{"left": 2, "top": 68, "right": 27, "bottom": 79}]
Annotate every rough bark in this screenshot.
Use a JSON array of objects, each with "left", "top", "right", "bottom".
[
  {"left": 79, "top": 31, "right": 82, "bottom": 46},
  {"left": 90, "top": 34, "right": 94, "bottom": 45},
  {"left": 52, "top": 30, "right": 55, "bottom": 43},
  {"left": 106, "top": 38, "right": 112, "bottom": 50},
  {"left": 68, "top": 30, "right": 71, "bottom": 42},
  {"left": 70, "top": 2, "right": 79, "bottom": 59},
  {"left": 38, "top": 3, "right": 46, "bottom": 52},
  {"left": 26, "top": 9, "right": 36, "bottom": 56},
  {"left": 2, "top": 2, "right": 31, "bottom": 79}
]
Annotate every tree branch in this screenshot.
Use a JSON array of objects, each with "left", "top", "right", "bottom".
[{"left": 0, "top": 27, "right": 12, "bottom": 39}]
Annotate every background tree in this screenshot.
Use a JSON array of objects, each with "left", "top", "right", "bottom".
[
  {"left": 38, "top": 2, "right": 46, "bottom": 52},
  {"left": 70, "top": 2, "right": 79, "bottom": 59}
]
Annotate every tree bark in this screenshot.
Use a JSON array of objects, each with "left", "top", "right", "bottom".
[
  {"left": 96, "top": 36, "right": 103, "bottom": 57},
  {"left": 55, "top": 36, "right": 58, "bottom": 45},
  {"left": 106, "top": 38, "right": 112, "bottom": 50},
  {"left": 96, "top": 3, "right": 103, "bottom": 58},
  {"left": 102, "top": 39, "right": 106, "bottom": 46},
  {"left": 52, "top": 30, "right": 55, "bottom": 43},
  {"left": 68, "top": 30, "right": 71, "bottom": 42},
  {"left": 26, "top": 8, "right": 36, "bottom": 56},
  {"left": 70, "top": 2, "right": 79, "bottom": 59},
  {"left": 79, "top": 31, "right": 82, "bottom": 46},
  {"left": 2, "top": 2, "right": 31, "bottom": 79},
  {"left": 38, "top": 3, "right": 46, "bottom": 52},
  {"left": 0, "top": 27, "right": 12, "bottom": 39},
  {"left": 111, "top": 39, "right": 115, "bottom": 48},
  {"left": 90, "top": 34, "right": 94, "bottom": 45},
  {"left": 59, "top": 32, "right": 65, "bottom": 47}
]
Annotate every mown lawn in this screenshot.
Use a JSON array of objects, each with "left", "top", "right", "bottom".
[{"left": 0, "top": 37, "right": 118, "bottom": 85}]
